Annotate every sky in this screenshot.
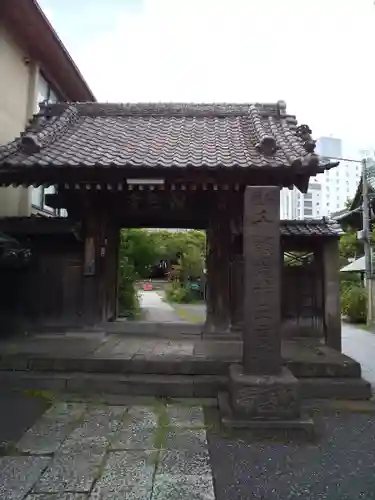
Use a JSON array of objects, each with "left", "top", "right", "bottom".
[{"left": 39, "top": 0, "right": 375, "bottom": 156}]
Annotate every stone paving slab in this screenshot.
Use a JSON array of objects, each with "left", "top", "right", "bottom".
[
  {"left": 157, "top": 449, "right": 212, "bottom": 476},
  {"left": 166, "top": 404, "right": 205, "bottom": 427},
  {"left": 110, "top": 425, "right": 157, "bottom": 451},
  {"left": 1, "top": 397, "right": 214, "bottom": 499},
  {"left": 90, "top": 484, "right": 152, "bottom": 499},
  {"left": 17, "top": 403, "right": 86, "bottom": 455},
  {"left": 163, "top": 428, "right": 208, "bottom": 450},
  {"left": 152, "top": 473, "right": 215, "bottom": 500},
  {"left": 0, "top": 456, "right": 51, "bottom": 500},
  {"left": 26, "top": 495, "right": 87, "bottom": 500},
  {"left": 94, "top": 450, "right": 156, "bottom": 490},
  {"left": 33, "top": 452, "right": 106, "bottom": 494},
  {"left": 125, "top": 405, "right": 159, "bottom": 428}
]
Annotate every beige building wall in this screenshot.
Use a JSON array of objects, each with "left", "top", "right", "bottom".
[{"left": 0, "top": 22, "right": 39, "bottom": 217}]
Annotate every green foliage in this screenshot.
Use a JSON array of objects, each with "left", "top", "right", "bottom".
[
  {"left": 120, "top": 229, "right": 164, "bottom": 278},
  {"left": 166, "top": 282, "right": 193, "bottom": 303},
  {"left": 341, "top": 280, "right": 367, "bottom": 323},
  {"left": 117, "top": 229, "right": 206, "bottom": 313},
  {"left": 344, "top": 197, "right": 353, "bottom": 210},
  {"left": 339, "top": 229, "right": 363, "bottom": 263},
  {"left": 175, "top": 245, "right": 205, "bottom": 281}
]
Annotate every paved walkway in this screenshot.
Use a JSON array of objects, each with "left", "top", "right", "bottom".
[
  {"left": 342, "top": 323, "right": 375, "bottom": 387},
  {"left": 3, "top": 395, "right": 375, "bottom": 499},
  {"left": 0, "top": 397, "right": 214, "bottom": 500},
  {"left": 139, "top": 291, "right": 183, "bottom": 323}
]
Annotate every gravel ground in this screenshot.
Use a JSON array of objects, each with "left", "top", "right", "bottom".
[{"left": 207, "top": 408, "right": 375, "bottom": 500}]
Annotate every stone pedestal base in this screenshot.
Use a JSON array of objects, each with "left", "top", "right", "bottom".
[
  {"left": 219, "top": 392, "right": 315, "bottom": 438},
  {"left": 229, "top": 364, "right": 301, "bottom": 420},
  {"left": 220, "top": 364, "right": 315, "bottom": 437}
]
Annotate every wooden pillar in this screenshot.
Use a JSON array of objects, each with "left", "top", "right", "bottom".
[
  {"left": 230, "top": 253, "right": 244, "bottom": 333},
  {"left": 229, "top": 207, "right": 244, "bottom": 333},
  {"left": 203, "top": 212, "right": 231, "bottom": 336},
  {"left": 242, "top": 186, "right": 282, "bottom": 375},
  {"left": 105, "top": 226, "right": 120, "bottom": 321},
  {"left": 82, "top": 203, "right": 111, "bottom": 324},
  {"left": 204, "top": 226, "right": 215, "bottom": 333},
  {"left": 321, "top": 239, "right": 342, "bottom": 352}
]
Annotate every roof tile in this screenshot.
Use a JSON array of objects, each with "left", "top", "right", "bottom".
[
  {"left": 280, "top": 218, "right": 343, "bottom": 237},
  {"left": 0, "top": 102, "right": 337, "bottom": 171}
]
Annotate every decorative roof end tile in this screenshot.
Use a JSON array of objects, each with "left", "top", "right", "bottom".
[
  {"left": 307, "top": 153, "right": 320, "bottom": 169},
  {"left": 276, "top": 100, "right": 287, "bottom": 116},
  {"left": 256, "top": 135, "right": 278, "bottom": 156},
  {"left": 296, "top": 124, "right": 317, "bottom": 153},
  {"left": 20, "top": 133, "right": 42, "bottom": 155}
]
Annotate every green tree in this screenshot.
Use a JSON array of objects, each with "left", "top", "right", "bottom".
[
  {"left": 339, "top": 229, "right": 362, "bottom": 262},
  {"left": 344, "top": 198, "right": 353, "bottom": 209},
  {"left": 117, "top": 228, "right": 207, "bottom": 313},
  {"left": 178, "top": 244, "right": 205, "bottom": 281},
  {"left": 120, "top": 229, "right": 163, "bottom": 278}
]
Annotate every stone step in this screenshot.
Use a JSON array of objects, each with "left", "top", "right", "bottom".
[
  {"left": 0, "top": 356, "right": 231, "bottom": 375},
  {"left": 0, "top": 354, "right": 363, "bottom": 378},
  {"left": 0, "top": 371, "right": 226, "bottom": 398},
  {"left": 299, "top": 377, "right": 372, "bottom": 400},
  {"left": 0, "top": 370, "right": 371, "bottom": 400},
  {"left": 1, "top": 357, "right": 363, "bottom": 379},
  {"left": 26, "top": 322, "right": 204, "bottom": 338}
]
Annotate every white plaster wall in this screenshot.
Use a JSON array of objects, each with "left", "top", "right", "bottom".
[{"left": 0, "top": 23, "right": 38, "bottom": 216}]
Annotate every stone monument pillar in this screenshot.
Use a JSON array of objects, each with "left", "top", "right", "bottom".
[{"left": 222, "top": 186, "right": 311, "bottom": 431}]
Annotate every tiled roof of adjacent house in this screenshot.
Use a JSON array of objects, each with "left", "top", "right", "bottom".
[
  {"left": 280, "top": 218, "right": 343, "bottom": 237},
  {"left": 0, "top": 101, "right": 338, "bottom": 171}
]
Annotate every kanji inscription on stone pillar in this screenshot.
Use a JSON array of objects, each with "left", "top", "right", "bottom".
[{"left": 243, "top": 186, "right": 281, "bottom": 375}]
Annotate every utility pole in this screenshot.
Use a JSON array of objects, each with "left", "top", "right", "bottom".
[{"left": 362, "top": 158, "right": 374, "bottom": 325}]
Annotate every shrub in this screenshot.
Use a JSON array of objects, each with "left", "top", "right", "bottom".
[
  {"left": 341, "top": 283, "right": 367, "bottom": 323},
  {"left": 117, "top": 254, "right": 140, "bottom": 319},
  {"left": 166, "top": 283, "right": 195, "bottom": 303}
]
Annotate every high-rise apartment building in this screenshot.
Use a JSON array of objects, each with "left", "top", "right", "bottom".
[
  {"left": 280, "top": 136, "right": 362, "bottom": 219},
  {"left": 316, "top": 136, "right": 361, "bottom": 215}
]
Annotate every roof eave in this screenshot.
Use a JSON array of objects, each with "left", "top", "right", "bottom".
[{"left": 1, "top": 0, "right": 95, "bottom": 102}]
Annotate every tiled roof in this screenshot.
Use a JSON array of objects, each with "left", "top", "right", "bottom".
[
  {"left": 0, "top": 217, "right": 343, "bottom": 238},
  {"left": 280, "top": 218, "right": 343, "bottom": 237},
  {"left": 0, "top": 102, "right": 338, "bottom": 171}
]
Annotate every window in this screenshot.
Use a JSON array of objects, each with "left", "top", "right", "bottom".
[
  {"left": 43, "top": 185, "right": 56, "bottom": 211},
  {"left": 36, "top": 73, "right": 61, "bottom": 110},
  {"left": 32, "top": 73, "right": 62, "bottom": 212},
  {"left": 31, "top": 187, "right": 43, "bottom": 206},
  {"left": 304, "top": 208, "right": 313, "bottom": 216}
]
